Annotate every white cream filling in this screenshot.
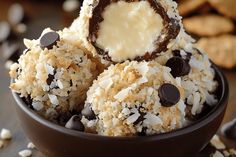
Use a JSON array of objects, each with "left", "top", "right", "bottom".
[{"left": 96, "top": 1, "right": 164, "bottom": 62}]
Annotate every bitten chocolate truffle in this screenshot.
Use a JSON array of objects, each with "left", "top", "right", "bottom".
[{"left": 78, "top": 0, "right": 183, "bottom": 63}]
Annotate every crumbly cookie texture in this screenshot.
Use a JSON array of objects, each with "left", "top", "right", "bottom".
[
  {"left": 208, "top": 0, "right": 236, "bottom": 20},
  {"left": 82, "top": 61, "right": 187, "bottom": 136},
  {"left": 183, "top": 14, "right": 234, "bottom": 37},
  {"left": 76, "top": 0, "right": 193, "bottom": 64},
  {"left": 197, "top": 35, "right": 236, "bottom": 69},
  {"left": 178, "top": 0, "right": 208, "bottom": 16},
  {"left": 10, "top": 28, "right": 103, "bottom": 121}
]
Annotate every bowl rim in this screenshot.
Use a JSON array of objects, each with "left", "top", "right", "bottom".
[{"left": 12, "top": 64, "right": 229, "bottom": 141}]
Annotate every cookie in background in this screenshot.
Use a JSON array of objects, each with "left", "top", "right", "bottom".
[{"left": 175, "top": 0, "right": 236, "bottom": 69}]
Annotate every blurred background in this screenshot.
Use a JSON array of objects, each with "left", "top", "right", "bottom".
[{"left": 0, "top": 0, "right": 235, "bottom": 156}]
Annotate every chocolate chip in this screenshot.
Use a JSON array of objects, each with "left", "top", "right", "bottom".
[
  {"left": 81, "top": 104, "right": 96, "bottom": 120},
  {"left": 166, "top": 56, "right": 190, "bottom": 78},
  {"left": 8, "top": 3, "right": 25, "bottom": 25},
  {"left": 158, "top": 83, "right": 180, "bottom": 107},
  {"left": 0, "top": 21, "right": 11, "bottom": 43},
  {"left": 46, "top": 74, "right": 55, "bottom": 86},
  {"left": 65, "top": 115, "right": 85, "bottom": 132},
  {"left": 222, "top": 119, "right": 236, "bottom": 140},
  {"left": 172, "top": 50, "right": 181, "bottom": 57},
  {"left": 40, "top": 32, "right": 60, "bottom": 49}
]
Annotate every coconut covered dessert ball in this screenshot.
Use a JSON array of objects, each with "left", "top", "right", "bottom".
[
  {"left": 77, "top": 0, "right": 193, "bottom": 63},
  {"left": 159, "top": 47, "right": 218, "bottom": 119},
  {"left": 153, "top": 44, "right": 218, "bottom": 118},
  {"left": 9, "top": 28, "right": 102, "bottom": 122},
  {"left": 81, "top": 61, "right": 187, "bottom": 136},
  {"left": 174, "top": 48, "right": 218, "bottom": 118}
]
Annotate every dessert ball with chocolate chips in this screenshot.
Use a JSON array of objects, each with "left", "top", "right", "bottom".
[
  {"left": 82, "top": 61, "right": 187, "bottom": 136},
  {"left": 77, "top": 0, "right": 188, "bottom": 64},
  {"left": 165, "top": 47, "right": 218, "bottom": 118},
  {"left": 9, "top": 28, "right": 103, "bottom": 121}
]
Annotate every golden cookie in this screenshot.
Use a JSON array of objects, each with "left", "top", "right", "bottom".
[
  {"left": 178, "top": 0, "right": 208, "bottom": 16},
  {"left": 183, "top": 14, "right": 234, "bottom": 36},
  {"left": 196, "top": 35, "right": 236, "bottom": 69},
  {"left": 208, "top": 0, "right": 236, "bottom": 20}
]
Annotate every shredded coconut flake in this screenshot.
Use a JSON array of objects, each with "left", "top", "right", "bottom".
[
  {"left": 126, "top": 113, "right": 140, "bottom": 124},
  {"left": 45, "top": 64, "right": 54, "bottom": 75},
  {"left": 48, "top": 94, "right": 59, "bottom": 107},
  {"left": 211, "top": 135, "right": 226, "bottom": 150},
  {"left": 18, "top": 149, "right": 32, "bottom": 157},
  {"left": 27, "top": 142, "right": 36, "bottom": 149},
  {"left": 98, "top": 78, "right": 113, "bottom": 89},
  {"left": 57, "top": 80, "right": 64, "bottom": 89},
  {"left": 135, "top": 62, "right": 149, "bottom": 76},
  {"left": 144, "top": 113, "right": 163, "bottom": 125},
  {"left": 32, "top": 101, "right": 44, "bottom": 111},
  {"left": 0, "top": 128, "right": 12, "bottom": 140},
  {"left": 114, "top": 87, "right": 132, "bottom": 101},
  {"left": 212, "top": 151, "right": 224, "bottom": 157}
]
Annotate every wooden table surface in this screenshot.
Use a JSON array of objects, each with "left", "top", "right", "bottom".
[{"left": 0, "top": 1, "right": 235, "bottom": 157}]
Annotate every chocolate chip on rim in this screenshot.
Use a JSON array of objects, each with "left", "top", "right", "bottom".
[
  {"left": 81, "top": 104, "right": 96, "bottom": 120},
  {"left": 88, "top": 0, "right": 180, "bottom": 62},
  {"left": 222, "top": 119, "right": 236, "bottom": 140},
  {"left": 158, "top": 83, "right": 180, "bottom": 107},
  {"left": 166, "top": 56, "right": 190, "bottom": 78},
  {"left": 65, "top": 115, "right": 85, "bottom": 132},
  {"left": 40, "top": 32, "right": 60, "bottom": 49}
]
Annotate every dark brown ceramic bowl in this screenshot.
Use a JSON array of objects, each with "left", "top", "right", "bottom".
[{"left": 12, "top": 64, "right": 228, "bottom": 157}]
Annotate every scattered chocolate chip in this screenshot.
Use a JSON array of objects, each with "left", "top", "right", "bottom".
[
  {"left": 158, "top": 83, "right": 180, "bottom": 107},
  {"left": 8, "top": 3, "right": 25, "bottom": 25},
  {"left": 166, "top": 56, "right": 190, "bottom": 78},
  {"left": 40, "top": 32, "right": 60, "bottom": 49},
  {"left": 65, "top": 115, "right": 85, "bottom": 132},
  {"left": 0, "top": 21, "right": 11, "bottom": 43},
  {"left": 221, "top": 119, "right": 236, "bottom": 140},
  {"left": 81, "top": 104, "right": 96, "bottom": 120},
  {"left": 47, "top": 74, "right": 55, "bottom": 86}
]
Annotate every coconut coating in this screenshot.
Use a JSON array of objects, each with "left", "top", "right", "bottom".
[
  {"left": 10, "top": 28, "right": 102, "bottom": 121},
  {"left": 82, "top": 61, "right": 187, "bottom": 136},
  {"left": 155, "top": 46, "right": 218, "bottom": 117}
]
